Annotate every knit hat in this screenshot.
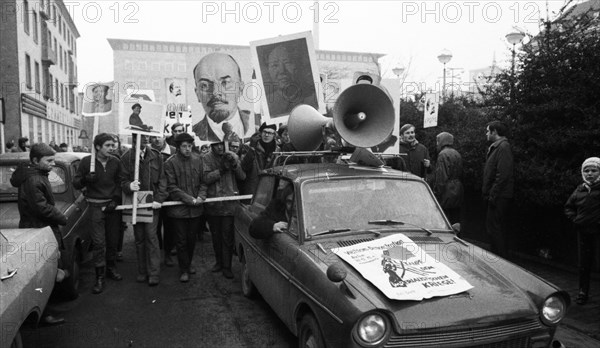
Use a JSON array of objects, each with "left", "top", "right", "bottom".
[
  {"left": 30, "top": 143, "right": 56, "bottom": 161},
  {"left": 582, "top": 157, "right": 600, "bottom": 185},
  {"left": 436, "top": 132, "right": 454, "bottom": 148}
]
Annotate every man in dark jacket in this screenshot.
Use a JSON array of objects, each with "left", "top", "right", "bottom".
[
  {"left": 203, "top": 137, "right": 246, "bottom": 279},
  {"left": 164, "top": 133, "right": 207, "bottom": 283},
  {"left": 433, "top": 132, "right": 463, "bottom": 224},
  {"left": 482, "top": 121, "right": 514, "bottom": 258},
  {"left": 73, "top": 133, "right": 124, "bottom": 294},
  {"left": 10, "top": 143, "right": 67, "bottom": 325},
  {"left": 241, "top": 123, "right": 279, "bottom": 196},
  {"left": 121, "top": 134, "right": 168, "bottom": 286},
  {"left": 249, "top": 184, "right": 295, "bottom": 239},
  {"left": 398, "top": 124, "right": 431, "bottom": 179}
]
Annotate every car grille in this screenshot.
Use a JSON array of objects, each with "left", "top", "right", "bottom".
[
  {"left": 337, "top": 238, "right": 375, "bottom": 247},
  {"left": 384, "top": 319, "right": 543, "bottom": 348},
  {"left": 337, "top": 236, "right": 443, "bottom": 248}
]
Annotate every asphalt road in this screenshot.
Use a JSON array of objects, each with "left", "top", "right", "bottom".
[{"left": 21, "top": 227, "right": 599, "bottom": 348}]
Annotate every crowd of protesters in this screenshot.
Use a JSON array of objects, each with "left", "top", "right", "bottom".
[{"left": 6, "top": 119, "right": 596, "bottom": 306}]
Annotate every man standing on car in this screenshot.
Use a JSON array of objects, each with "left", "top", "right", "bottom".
[
  {"left": 10, "top": 143, "right": 67, "bottom": 325},
  {"left": 73, "top": 133, "right": 124, "bottom": 294},
  {"left": 121, "top": 134, "right": 168, "bottom": 286},
  {"left": 164, "top": 133, "right": 207, "bottom": 283},
  {"left": 482, "top": 121, "right": 514, "bottom": 258},
  {"left": 203, "top": 137, "right": 245, "bottom": 279}
]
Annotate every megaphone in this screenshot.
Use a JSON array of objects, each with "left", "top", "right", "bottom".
[
  {"left": 288, "top": 84, "right": 395, "bottom": 150},
  {"left": 333, "top": 84, "right": 395, "bottom": 148}
]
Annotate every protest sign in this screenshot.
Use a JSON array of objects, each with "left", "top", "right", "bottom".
[
  {"left": 423, "top": 92, "right": 439, "bottom": 128},
  {"left": 334, "top": 234, "right": 473, "bottom": 300}
]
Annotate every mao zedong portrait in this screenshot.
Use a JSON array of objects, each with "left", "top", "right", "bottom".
[
  {"left": 89, "top": 84, "right": 112, "bottom": 114},
  {"left": 191, "top": 53, "right": 251, "bottom": 142},
  {"left": 262, "top": 42, "right": 317, "bottom": 117}
]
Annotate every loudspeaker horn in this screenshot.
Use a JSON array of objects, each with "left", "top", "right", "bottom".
[
  {"left": 333, "top": 84, "right": 395, "bottom": 148},
  {"left": 288, "top": 104, "right": 333, "bottom": 151}
]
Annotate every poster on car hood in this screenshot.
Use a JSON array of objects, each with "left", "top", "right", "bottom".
[{"left": 333, "top": 234, "right": 473, "bottom": 301}]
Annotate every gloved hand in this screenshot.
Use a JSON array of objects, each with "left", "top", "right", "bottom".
[
  {"left": 223, "top": 151, "right": 239, "bottom": 169},
  {"left": 104, "top": 200, "right": 118, "bottom": 213},
  {"left": 85, "top": 173, "right": 98, "bottom": 183}
]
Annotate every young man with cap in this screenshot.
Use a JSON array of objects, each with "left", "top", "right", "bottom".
[
  {"left": 166, "top": 122, "right": 185, "bottom": 148},
  {"left": 10, "top": 143, "right": 67, "bottom": 325},
  {"left": 203, "top": 136, "right": 246, "bottom": 279},
  {"left": 73, "top": 133, "right": 124, "bottom": 294},
  {"left": 120, "top": 134, "right": 168, "bottom": 286},
  {"left": 241, "top": 122, "right": 280, "bottom": 196},
  {"left": 164, "top": 133, "right": 207, "bottom": 283}
]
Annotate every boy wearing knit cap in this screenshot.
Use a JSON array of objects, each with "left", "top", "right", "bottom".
[{"left": 565, "top": 157, "right": 600, "bottom": 305}]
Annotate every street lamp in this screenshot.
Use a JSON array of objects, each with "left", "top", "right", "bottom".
[
  {"left": 437, "top": 49, "right": 453, "bottom": 102},
  {"left": 392, "top": 66, "right": 405, "bottom": 97},
  {"left": 506, "top": 31, "right": 525, "bottom": 107}
]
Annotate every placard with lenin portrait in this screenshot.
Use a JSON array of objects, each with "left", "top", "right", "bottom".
[{"left": 251, "top": 31, "right": 325, "bottom": 121}]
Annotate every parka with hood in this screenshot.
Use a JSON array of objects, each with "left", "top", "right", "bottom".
[
  {"left": 10, "top": 163, "right": 67, "bottom": 231},
  {"left": 433, "top": 132, "right": 464, "bottom": 209}
]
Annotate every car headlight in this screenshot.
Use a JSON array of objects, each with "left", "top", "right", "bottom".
[
  {"left": 355, "top": 313, "right": 388, "bottom": 345},
  {"left": 541, "top": 295, "right": 567, "bottom": 325}
]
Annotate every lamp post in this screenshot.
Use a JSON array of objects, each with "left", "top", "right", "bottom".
[
  {"left": 437, "top": 49, "right": 453, "bottom": 102},
  {"left": 506, "top": 31, "right": 525, "bottom": 107}
]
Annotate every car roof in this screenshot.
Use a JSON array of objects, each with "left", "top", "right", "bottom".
[
  {"left": 0, "top": 152, "right": 89, "bottom": 164},
  {"left": 263, "top": 162, "right": 422, "bottom": 183}
]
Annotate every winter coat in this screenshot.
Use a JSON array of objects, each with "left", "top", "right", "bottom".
[
  {"left": 73, "top": 155, "right": 122, "bottom": 202},
  {"left": 164, "top": 152, "right": 206, "bottom": 219},
  {"left": 565, "top": 182, "right": 600, "bottom": 231},
  {"left": 121, "top": 146, "right": 168, "bottom": 203},
  {"left": 240, "top": 141, "right": 280, "bottom": 195},
  {"left": 434, "top": 146, "right": 464, "bottom": 209},
  {"left": 399, "top": 141, "right": 431, "bottom": 178},
  {"left": 482, "top": 138, "right": 514, "bottom": 202},
  {"left": 249, "top": 197, "right": 287, "bottom": 239},
  {"left": 10, "top": 164, "right": 67, "bottom": 230},
  {"left": 203, "top": 151, "right": 246, "bottom": 216}
]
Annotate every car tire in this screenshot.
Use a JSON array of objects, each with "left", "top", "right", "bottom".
[
  {"left": 59, "top": 247, "right": 81, "bottom": 300},
  {"left": 298, "top": 313, "right": 325, "bottom": 348},
  {"left": 10, "top": 329, "right": 23, "bottom": 348},
  {"left": 240, "top": 254, "right": 256, "bottom": 298}
]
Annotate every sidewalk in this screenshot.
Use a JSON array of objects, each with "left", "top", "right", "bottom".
[{"left": 465, "top": 238, "right": 600, "bottom": 342}]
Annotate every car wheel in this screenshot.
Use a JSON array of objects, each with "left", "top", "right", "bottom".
[
  {"left": 298, "top": 313, "right": 325, "bottom": 348},
  {"left": 241, "top": 254, "right": 256, "bottom": 298},
  {"left": 10, "top": 329, "right": 23, "bottom": 348},
  {"left": 60, "top": 247, "right": 81, "bottom": 300}
]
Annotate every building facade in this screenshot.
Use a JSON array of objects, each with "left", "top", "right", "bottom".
[
  {"left": 105, "top": 38, "right": 384, "bottom": 138},
  {"left": 0, "top": 0, "right": 81, "bottom": 152}
]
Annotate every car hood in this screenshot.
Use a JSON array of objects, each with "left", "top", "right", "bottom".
[
  {"left": 0, "top": 201, "right": 70, "bottom": 229},
  {"left": 305, "top": 234, "right": 552, "bottom": 330}
]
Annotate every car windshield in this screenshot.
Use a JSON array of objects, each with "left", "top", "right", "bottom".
[
  {"left": 0, "top": 165, "right": 67, "bottom": 197},
  {"left": 301, "top": 178, "right": 448, "bottom": 236}
]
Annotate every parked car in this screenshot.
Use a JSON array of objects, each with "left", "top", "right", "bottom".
[
  {"left": 0, "top": 227, "right": 58, "bottom": 348},
  {"left": 234, "top": 161, "right": 570, "bottom": 348},
  {"left": 0, "top": 152, "right": 93, "bottom": 300}
]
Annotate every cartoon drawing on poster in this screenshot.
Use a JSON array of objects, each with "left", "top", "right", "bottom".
[
  {"left": 190, "top": 52, "right": 255, "bottom": 143},
  {"left": 423, "top": 92, "right": 439, "bottom": 128},
  {"left": 251, "top": 31, "right": 325, "bottom": 121},
  {"left": 120, "top": 99, "right": 165, "bottom": 137},
  {"left": 166, "top": 78, "right": 187, "bottom": 110},
  {"left": 334, "top": 234, "right": 473, "bottom": 301},
  {"left": 82, "top": 83, "right": 114, "bottom": 116}
]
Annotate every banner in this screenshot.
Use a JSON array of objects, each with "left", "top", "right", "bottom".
[
  {"left": 334, "top": 234, "right": 473, "bottom": 301},
  {"left": 82, "top": 82, "right": 115, "bottom": 117},
  {"left": 423, "top": 92, "right": 439, "bottom": 128},
  {"left": 120, "top": 99, "right": 165, "bottom": 137}
]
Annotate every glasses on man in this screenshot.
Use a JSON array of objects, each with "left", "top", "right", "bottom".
[{"left": 229, "top": 145, "right": 240, "bottom": 151}]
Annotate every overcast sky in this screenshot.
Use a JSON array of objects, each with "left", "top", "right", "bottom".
[{"left": 71, "top": 0, "right": 568, "bottom": 91}]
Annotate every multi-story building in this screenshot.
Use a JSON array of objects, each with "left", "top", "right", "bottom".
[
  {"left": 0, "top": 0, "right": 81, "bottom": 152},
  {"left": 104, "top": 38, "right": 384, "bottom": 138}
]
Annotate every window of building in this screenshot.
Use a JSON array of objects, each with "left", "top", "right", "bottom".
[
  {"left": 25, "top": 54, "right": 32, "bottom": 89},
  {"left": 60, "top": 83, "right": 64, "bottom": 107},
  {"left": 52, "top": 5, "right": 57, "bottom": 26},
  {"left": 64, "top": 51, "right": 67, "bottom": 72},
  {"left": 48, "top": 73, "right": 53, "bottom": 100},
  {"left": 55, "top": 78, "right": 59, "bottom": 104},
  {"left": 151, "top": 62, "right": 160, "bottom": 71},
  {"left": 64, "top": 85, "right": 69, "bottom": 109},
  {"left": 177, "top": 63, "right": 186, "bottom": 72},
  {"left": 32, "top": 11, "right": 38, "bottom": 43},
  {"left": 23, "top": 0, "right": 30, "bottom": 34},
  {"left": 58, "top": 14, "right": 62, "bottom": 34},
  {"left": 54, "top": 38, "right": 57, "bottom": 54},
  {"left": 35, "top": 61, "right": 40, "bottom": 93},
  {"left": 59, "top": 46, "right": 62, "bottom": 70}
]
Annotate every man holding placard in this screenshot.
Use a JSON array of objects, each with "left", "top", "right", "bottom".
[
  {"left": 120, "top": 134, "right": 168, "bottom": 286},
  {"left": 73, "top": 133, "right": 124, "bottom": 294}
]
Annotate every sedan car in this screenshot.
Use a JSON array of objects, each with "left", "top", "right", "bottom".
[
  {"left": 0, "top": 227, "right": 58, "bottom": 348},
  {"left": 234, "top": 161, "right": 569, "bottom": 348},
  {"left": 0, "top": 152, "right": 93, "bottom": 300}
]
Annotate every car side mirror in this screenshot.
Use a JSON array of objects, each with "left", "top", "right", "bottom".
[
  {"left": 452, "top": 223, "right": 461, "bottom": 236},
  {"left": 326, "top": 263, "right": 347, "bottom": 283}
]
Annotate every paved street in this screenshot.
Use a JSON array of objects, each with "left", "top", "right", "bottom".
[{"left": 21, "top": 229, "right": 600, "bottom": 348}]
